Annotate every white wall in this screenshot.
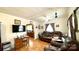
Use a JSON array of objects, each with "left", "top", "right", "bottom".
[
  {"left": 0, "top": 12, "right": 42, "bottom": 48},
  {"left": 0, "top": 12, "right": 30, "bottom": 48},
  {"left": 43, "top": 17, "right": 68, "bottom": 34},
  {"left": 39, "top": 8, "right": 73, "bottom": 35},
  {"left": 33, "top": 21, "right": 44, "bottom": 39},
  {"left": 41, "top": 8, "right": 76, "bottom": 35}
]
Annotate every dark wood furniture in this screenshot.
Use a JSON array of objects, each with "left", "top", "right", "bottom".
[
  {"left": 15, "top": 36, "right": 29, "bottom": 50},
  {"left": 38, "top": 31, "right": 63, "bottom": 43},
  {"left": 15, "top": 38, "right": 23, "bottom": 50},
  {"left": 27, "top": 32, "right": 34, "bottom": 38}
]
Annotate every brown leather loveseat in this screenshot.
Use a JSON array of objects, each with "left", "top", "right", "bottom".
[{"left": 38, "top": 31, "right": 63, "bottom": 43}]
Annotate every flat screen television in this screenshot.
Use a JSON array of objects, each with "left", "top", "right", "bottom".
[{"left": 12, "top": 25, "right": 25, "bottom": 33}]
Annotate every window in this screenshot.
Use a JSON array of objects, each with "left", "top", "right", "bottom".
[
  {"left": 27, "top": 25, "right": 32, "bottom": 31},
  {"left": 46, "top": 24, "right": 54, "bottom": 32},
  {"left": 26, "top": 24, "right": 33, "bottom": 33}
]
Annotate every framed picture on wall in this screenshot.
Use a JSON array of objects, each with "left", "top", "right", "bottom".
[
  {"left": 38, "top": 25, "right": 40, "bottom": 29},
  {"left": 56, "top": 24, "right": 59, "bottom": 27},
  {"left": 14, "top": 19, "right": 21, "bottom": 25}
]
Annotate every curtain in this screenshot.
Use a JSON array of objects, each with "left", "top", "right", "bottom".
[
  {"left": 68, "top": 14, "right": 76, "bottom": 41},
  {"left": 50, "top": 23, "right": 55, "bottom": 31},
  {"left": 68, "top": 15, "right": 73, "bottom": 39},
  {"left": 45, "top": 23, "right": 55, "bottom": 32},
  {"left": 45, "top": 24, "right": 49, "bottom": 31},
  {"left": 68, "top": 20, "right": 71, "bottom": 38},
  {"left": 74, "top": 10, "right": 78, "bottom": 31}
]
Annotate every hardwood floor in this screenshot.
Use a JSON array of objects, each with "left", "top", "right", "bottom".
[{"left": 16, "top": 38, "right": 49, "bottom": 51}]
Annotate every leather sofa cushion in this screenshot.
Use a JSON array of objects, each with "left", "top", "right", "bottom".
[{"left": 42, "top": 31, "right": 63, "bottom": 37}]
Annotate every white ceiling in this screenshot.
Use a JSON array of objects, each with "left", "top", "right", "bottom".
[
  {"left": 0, "top": 7, "right": 75, "bottom": 21},
  {"left": 0, "top": 7, "right": 49, "bottom": 18}
]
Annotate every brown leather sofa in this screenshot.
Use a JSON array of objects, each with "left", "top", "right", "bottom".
[
  {"left": 38, "top": 31, "right": 63, "bottom": 43},
  {"left": 44, "top": 39, "right": 78, "bottom": 51}
]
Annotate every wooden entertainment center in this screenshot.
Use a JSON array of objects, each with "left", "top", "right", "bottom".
[
  {"left": 27, "top": 32, "right": 34, "bottom": 38},
  {"left": 14, "top": 36, "right": 29, "bottom": 50}
]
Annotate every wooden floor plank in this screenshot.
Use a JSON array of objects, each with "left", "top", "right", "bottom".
[{"left": 16, "top": 38, "right": 49, "bottom": 51}]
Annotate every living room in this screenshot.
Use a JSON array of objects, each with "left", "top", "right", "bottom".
[{"left": 0, "top": 7, "right": 79, "bottom": 51}]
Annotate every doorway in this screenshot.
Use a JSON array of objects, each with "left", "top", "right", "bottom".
[{"left": 26, "top": 24, "right": 34, "bottom": 38}]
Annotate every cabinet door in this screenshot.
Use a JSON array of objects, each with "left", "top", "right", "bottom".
[{"left": 15, "top": 39, "right": 23, "bottom": 49}]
